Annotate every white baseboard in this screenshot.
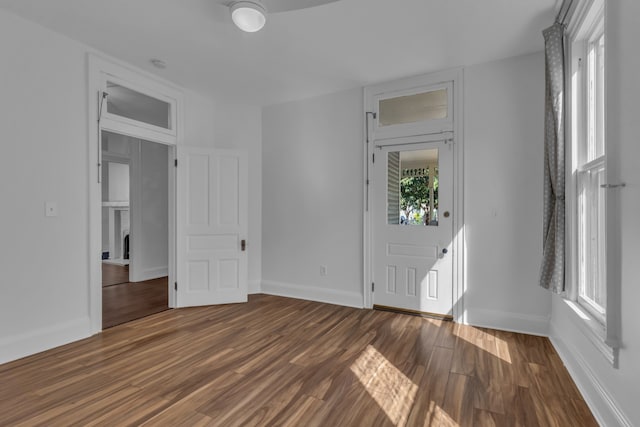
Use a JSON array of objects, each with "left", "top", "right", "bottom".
[
  {"left": 549, "top": 326, "right": 632, "bottom": 427},
  {"left": 248, "top": 279, "right": 261, "bottom": 294},
  {"left": 0, "top": 317, "right": 92, "bottom": 365},
  {"left": 261, "top": 280, "right": 363, "bottom": 309},
  {"left": 464, "top": 307, "right": 550, "bottom": 336},
  {"left": 131, "top": 266, "right": 168, "bottom": 282}
]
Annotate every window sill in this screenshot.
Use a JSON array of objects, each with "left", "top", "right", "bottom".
[{"left": 562, "top": 298, "right": 619, "bottom": 367}]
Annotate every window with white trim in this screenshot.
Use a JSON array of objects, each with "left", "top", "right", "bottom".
[{"left": 573, "top": 7, "right": 606, "bottom": 324}]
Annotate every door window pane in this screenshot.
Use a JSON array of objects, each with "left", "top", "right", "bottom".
[
  {"left": 387, "top": 148, "right": 439, "bottom": 226},
  {"left": 379, "top": 89, "right": 447, "bottom": 127},
  {"left": 106, "top": 81, "right": 171, "bottom": 129}
]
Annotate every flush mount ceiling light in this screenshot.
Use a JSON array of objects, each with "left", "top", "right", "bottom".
[
  {"left": 220, "top": 0, "right": 341, "bottom": 33},
  {"left": 230, "top": 1, "right": 267, "bottom": 33}
]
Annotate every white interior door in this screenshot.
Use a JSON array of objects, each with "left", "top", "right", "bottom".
[
  {"left": 372, "top": 140, "right": 454, "bottom": 317},
  {"left": 176, "top": 146, "right": 248, "bottom": 307}
]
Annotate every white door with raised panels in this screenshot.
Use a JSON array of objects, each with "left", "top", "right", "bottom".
[
  {"left": 372, "top": 140, "right": 454, "bottom": 317},
  {"left": 176, "top": 146, "right": 248, "bottom": 307}
]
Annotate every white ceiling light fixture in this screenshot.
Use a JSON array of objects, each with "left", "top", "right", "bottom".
[
  {"left": 230, "top": 1, "right": 267, "bottom": 33},
  {"left": 222, "top": 0, "right": 341, "bottom": 33}
]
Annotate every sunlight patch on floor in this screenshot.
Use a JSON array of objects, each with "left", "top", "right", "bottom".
[
  {"left": 455, "top": 327, "right": 512, "bottom": 364},
  {"left": 350, "top": 345, "right": 417, "bottom": 425},
  {"left": 425, "top": 401, "right": 460, "bottom": 427}
]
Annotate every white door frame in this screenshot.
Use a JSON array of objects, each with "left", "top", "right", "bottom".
[
  {"left": 363, "top": 68, "right": 465, "bottom": 322},
  {"left": 87, "top": 54, "right": 184, "bottom": 334}
]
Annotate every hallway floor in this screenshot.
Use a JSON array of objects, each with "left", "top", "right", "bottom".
[{"left": 102, "top": 263, "right": 169, "bottom": 329}]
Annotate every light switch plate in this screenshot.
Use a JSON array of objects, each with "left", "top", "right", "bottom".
[{"left": 45, "top": 201, "right": 58, "bottom": 217}]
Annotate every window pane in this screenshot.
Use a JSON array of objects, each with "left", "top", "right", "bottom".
[
  {"left": 595, "top": 34, "right": 605, "bottom": 158},
  {"left": 379, "top": 89, "right": 447, "bottom": 127},
  {"left": 587, "top": 34, "right": 605, "bottom": 162},
  {"left": 578, "top": 166, "right": 606, "bottom": 315},
  {"left": 387, "top": 148, "right": 439, "bottom": 226},
  {"left": 106, "top": 81, "right": 171, "bottom": 129}
]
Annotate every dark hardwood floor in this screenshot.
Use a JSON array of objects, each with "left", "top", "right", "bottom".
[
  {"left": 102, "top": 263, "right": 169, "bottom": 329},
  {"left": 102, "top": 262, "right": 130, "bottom": 287},
  {"left": 0, "top": 295, "right": 596, "bottom": 426}
]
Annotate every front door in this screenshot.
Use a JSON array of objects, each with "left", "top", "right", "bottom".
[
  {"left": 372, "top": 140, "right": 454, "bottom": 317},
  {"left": 176, "top": 146, "right": 248, "bottom": 307}
]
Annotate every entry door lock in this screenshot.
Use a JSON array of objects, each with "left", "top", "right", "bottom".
[{"left": 440, "top": 247, "right": 448, "bottom": 258}]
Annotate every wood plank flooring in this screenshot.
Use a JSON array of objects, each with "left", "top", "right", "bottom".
[
  {"left": 102, "top": 263, "right": 130, "bottom": 287},
  {"left": 102, "top": 264, "right": 169, "bottom": 329},
  {"left": 0, "top": 295, "right": 597, "bottom": 426}
]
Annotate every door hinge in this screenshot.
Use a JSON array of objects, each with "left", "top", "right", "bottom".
[
  {"left": 174, "top": 282, "right": 178, "bottom": 291},
  {"left": 372, "top": 282, "right": 375, "bottom": 292},
  {"left": 174, "top": 159, "right": 178, "bottom": 167},
  {"left": 372, "top": 153, "right": 375, "bottom": 164}
]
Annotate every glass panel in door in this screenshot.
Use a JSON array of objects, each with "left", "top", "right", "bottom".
[{"left": 387, "top": 148, "right": 439, "bottom": 226}]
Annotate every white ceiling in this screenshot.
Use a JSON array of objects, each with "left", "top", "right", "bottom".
[{"left": 0, "top": 0, "right": 558, "bottom": 106}]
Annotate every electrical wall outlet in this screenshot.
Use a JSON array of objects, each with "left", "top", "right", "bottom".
[
  {"left": 320, "top": 265, "right": 328, "bottom": 276},
  {"left": 45, "top": 201, "right": 58, "bottom": 217}
]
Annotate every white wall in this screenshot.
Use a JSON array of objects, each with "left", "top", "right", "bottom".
[
  {"left": 0, "top": 8, "right": 262, "bottom": 364},
  {"left": 261, "top": 88, "right": 364, "bottom": 307},
  {"left": 549, "top": 0, "right": 640, "bottom": 425},
  {"left": 0, "top": 9, "right": 93, "bottom": 362},
  {"left": 129, "top": 140, "right": 169, "bottom": 282},
  {"left": 261, "top": 54, "right": 550, "bottom": 330},
  {"left": 463, "top": 52, "right": 551, "bottom": 334},
  {"left": 107, "top": 163, "right": 130, "bottom": 202},
  {"left": 101, "top": 132, "right": 132, "bottom": 253}
]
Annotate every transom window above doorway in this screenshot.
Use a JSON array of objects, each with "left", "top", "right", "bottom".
[
  {"left": 372, "top": 81, "right": 454, "bottom": 142},
  {"left": 379, "top": 89, "right": 448, "bottom": 127},
  {"left": 106, "top": 81, "right": 172, "bottom": 130},
  {"left": 98, "top": 72, "right": 179, "bottom": 141}
]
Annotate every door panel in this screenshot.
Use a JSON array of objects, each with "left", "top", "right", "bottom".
[
  {"left": 373, "top": 141, "right": 453, "bottom": 316},
  {"left": 176, "top": 146, "right": 248, "bottom": 307}
]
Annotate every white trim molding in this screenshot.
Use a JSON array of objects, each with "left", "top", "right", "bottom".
[
  {"left": 561, "top": 298, "right": 618, "bottom": 366},
  {"left": 0, "top": 317, "right": 92, "bottom": 365},
  {"left": 550, "top": 328, "right": 632, "bottom": 427},
  {"left": 88, "top": 53, "right": 183, "bottom": 334},
  {"left": 464, "top": 308, "right": 550, "bottom": 336},
  {"left": 261, "top": 280, "right": 363, "bottom": 309},
  {"left": 248, "top": 280, "right": 262, "bottom": 294},
  {"left": 363, "top": 67, "right": 465, "bottom": 320}
]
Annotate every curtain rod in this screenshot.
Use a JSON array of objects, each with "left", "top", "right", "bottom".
[{"left": 555, "top": 0, "right": 574, "bottom": 25}]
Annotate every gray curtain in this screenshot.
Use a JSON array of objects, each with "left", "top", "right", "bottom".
[{"left": 539, "top": 22, "right": 566, "bottom": 293}]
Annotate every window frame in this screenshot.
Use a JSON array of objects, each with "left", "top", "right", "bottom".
[
  {"left": 565, "top": 0, "right": 618, "bottom": 366},
  {"left": 372, "top": 81, "right": 454, "bottom": 143},
  {"left": 575, "top": 14, "right": 606, "bottom": 324}
]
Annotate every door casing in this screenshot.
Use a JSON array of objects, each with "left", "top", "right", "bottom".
[
  {"left": 88, "top": 54, "right": 183, "bottom": 334},
  {"left": 363, "top": 68, "right": 465, "bottom": 323}
]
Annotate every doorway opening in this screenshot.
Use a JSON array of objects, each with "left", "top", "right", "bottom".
[
  {"left": 372, "top": 141, "right": 454, "bottom": 318},
  {"left": 101, "top": 130, "right": 170, "bottom": 328},
  {"left": 364, "top": 68, "right": 464, "bottom": 321}
]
